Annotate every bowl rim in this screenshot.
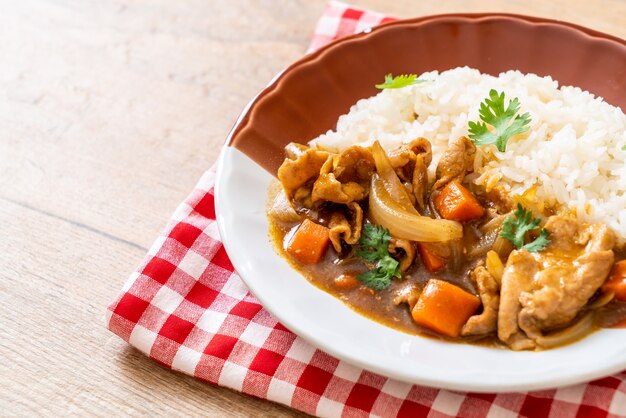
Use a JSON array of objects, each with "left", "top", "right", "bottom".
[{"left": 226, "top": 12, "right": 626, "bottom": 154}]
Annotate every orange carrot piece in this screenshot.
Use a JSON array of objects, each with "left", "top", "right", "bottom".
[
  {"left": 602, "top": 260, "right": 626, "bottom": 301},
  {"left": 417, "top": 243, "right": 445, "bottom": 273},
  {"left": 286, "top": 219, "right": 330, "bottom": 264},
  {"left": 334, "top": 273, "right": 361, "bottom": 290},
  {"left": 411, "top": 279, "right": 480, "bottom": 338},
  {"left": 434, "top": 181, "right": 484, "bottom": 222}
]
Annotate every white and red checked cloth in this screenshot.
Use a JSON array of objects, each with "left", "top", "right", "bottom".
[{"left": 106, "top": 2, "right": 626, "bottom": 417}]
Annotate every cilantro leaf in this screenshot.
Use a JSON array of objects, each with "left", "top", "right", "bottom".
[
  {"left": 356, "top": 224, "right": 401, "bottom": 289},
  {"left": 500, "top": 204, "right": 539, "bottom": 248},
  {"left": 622, "top": 145, "right": 626, "bottom": 151},
  {"left": 468, "top": 89, "right": 531, "bottom": 152},
  {"left": 522, "top": 228, "right": 550, "bottom": 252},
  {"left": 500, "top": 203, "right": 550, "bottom": 252},
  {"left": 355, "top": 224, "right": 390, "bottom": 261},
  {"left": 375, "top": 73, "right": 427, "bottom": 89}
]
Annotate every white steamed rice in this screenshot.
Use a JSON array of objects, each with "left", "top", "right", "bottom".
[{"left": 309, "top": 67, "right": 626, "bottom": 242}]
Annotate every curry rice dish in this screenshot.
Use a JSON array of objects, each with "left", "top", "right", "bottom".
[{"left": 267, "top": 67, "right": 626, "bottom": 351}]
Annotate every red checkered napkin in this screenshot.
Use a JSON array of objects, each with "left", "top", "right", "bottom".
[{"left": 106, "top": 2, "right": 626, "bottom": 417}]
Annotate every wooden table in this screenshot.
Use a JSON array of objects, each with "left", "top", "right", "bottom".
[{"left": 2, "top": 0, "right": 625, "bottom": 416}]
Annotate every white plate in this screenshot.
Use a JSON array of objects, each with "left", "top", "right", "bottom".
[{"left": 215, "top": 146, "right": 626, "bottom": 392}]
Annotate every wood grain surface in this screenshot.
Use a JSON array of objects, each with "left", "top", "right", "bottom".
[{"left": 1, "top": 0, "right": 625, "bottom": 416}]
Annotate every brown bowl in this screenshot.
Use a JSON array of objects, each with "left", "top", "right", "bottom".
[{"left": 227, "top": 13, "right": 626, "bottom": 174}]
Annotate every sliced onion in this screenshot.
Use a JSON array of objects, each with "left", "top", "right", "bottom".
[
  {"left": 586, "top": 291, "right": 615, "bottom": 310},
  {"left": 371, "top": 141, "right": 417, "bottom": 213},
  {"left": 485, "top": 250, "right": 504, "bottom": 286},
  {"left": 492, "top": 235, "right": 513, "bottom": 258},
  {"left": 464, "top": 215, "right": 506, "bottom": 259},
  {"left": 479, "top": 214, "right": 507, "bottom": 234},
  {"left": 369, "top": 175, "right": 463, "bottom": 242},
  {"left": 467, "top": 229, "right": 500, "bottom": 260},
  {"left": 535, "top": 313, "right": 595, "bottom": 349},
  {"left": 448, "top": 239, "right": 464, "bottom": 273}
]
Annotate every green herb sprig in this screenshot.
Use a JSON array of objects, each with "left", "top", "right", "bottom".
[
  {"left": 356, "top": 224, "right": 401, "bottom": 289},
  {"left": 500, "top": 203, "right": 550, "bottom": 252},
  {"left": 468, "top": 89, "right": 532, "bottom": 152},
  {"left": 375, "top": 73, "right": 427, "bottom": 90}
]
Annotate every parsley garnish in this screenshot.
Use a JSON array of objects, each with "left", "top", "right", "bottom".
[
  {"left": 356, "top": 224, "right": 401, "bottom": 289},
  {"left": 622, "top": 145, "right": 626, "bottom": 151},
  {"left": 375, "top": 73, "right": 426, "bottom": 89},
  {"left": 500, "top": 203, "right": 550, "bottom": 252},
  {"left": 468, "top": 89, "right": 532, "bottom": 152}
]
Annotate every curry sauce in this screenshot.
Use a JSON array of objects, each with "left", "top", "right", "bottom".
[
  {"left": 268, "top": 137, "right": 626, "bottom": 350},
  {"left": 269, "top": 208, "right": 503, "bottom": 346}
]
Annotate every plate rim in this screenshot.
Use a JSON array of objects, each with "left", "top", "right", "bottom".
[{"left": 216, "top": 148, "right": 626, "bottom": 393}]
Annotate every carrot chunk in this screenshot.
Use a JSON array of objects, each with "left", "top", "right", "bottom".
[
  {"left": 417, "top": 243, "right": 445, "bottom": 272},
  {"left": 286, "top": 219, "right": 330, "bottom": 264},
  {"left": 411, "top": 279, "right": 480, "bottom": 338},
  {"left": 434, "top": 181, "right": 484, "bottom": 222},
  {"left": 602, "top": 260, "right": 626, "bottom": 301},
  {"left": 334, "top": 273, "right": 361, "bottom": 290}
]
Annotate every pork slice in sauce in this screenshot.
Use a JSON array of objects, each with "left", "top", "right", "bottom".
[
  {"left": 311, "top": 146, "right": 374, "bottom": 205},
  {"left": 432, "top": 136, "right": 476, "bottom": 191},
  {"left": 462, "top": 266, "right": 500, "bottom": 336},
  {"left": 498, "top": 250, "right": 537, "bottom": 350},
  {"left": 328, "top": 202, "right": 364, "bottom": 252},
  {"left": 387, "top": 138, "right": 433, "bottom": 210},
  {"left": 518, "top": 218, "right": 615, "bottom": 338},
  {"left": 499, "top": 216, "right": 616, "bottom": 350},
  {"left": 387, "top": 137, "right": 433, "bottom": 176},
  {"left": 334, "top": 145, "right": 377, "bottom": 183},
  {"left": 388, "top": 238, "right": 416, "bottom": 272},
  {"left": 277, "top": 144, "right": 330, "bottom": 210}
]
